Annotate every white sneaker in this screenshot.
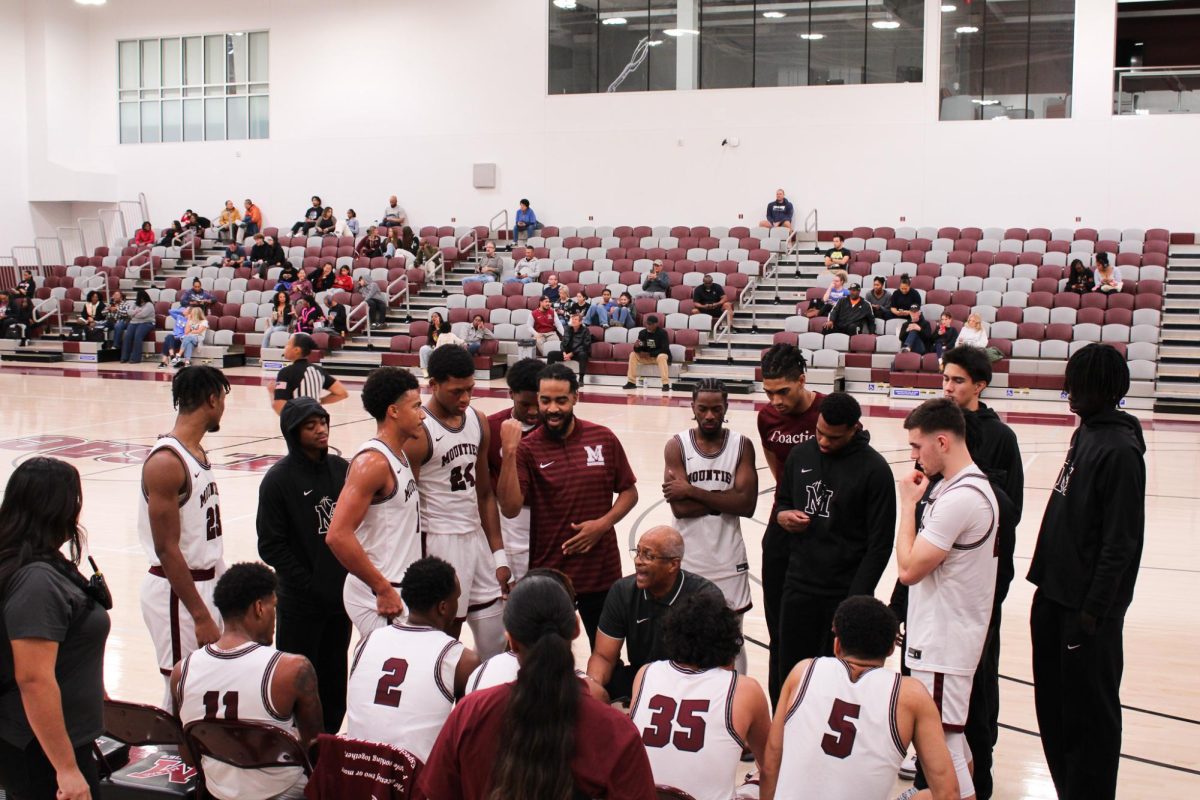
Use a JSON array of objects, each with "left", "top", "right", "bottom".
[
  {"left": 893, "top": 789, "right": 919, "bottom": 800},
  {"left": 898, "top": 753, "right": 917, "bottom": 780}
]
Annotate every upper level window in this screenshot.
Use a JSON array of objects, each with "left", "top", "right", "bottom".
[
  {"left": 118, "top": 31, "right": 269, "bottom": 143},
  {"left": 1114, "top": 0, "right": 1200, "bottom": 115}
]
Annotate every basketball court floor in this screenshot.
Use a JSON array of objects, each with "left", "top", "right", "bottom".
[{"left": 1, "top": 363, "right": 1196, "bottom": 798}]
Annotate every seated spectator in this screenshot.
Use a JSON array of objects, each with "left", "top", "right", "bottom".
[
  {"left": 1093, "top": 252, "right": 1122, "bottom": 294},
  {"left": 289, "top": 274, "right": 315, "bottom": 307},
  {"left": 899, "top": 307, "right": 932, "bottom": 354},
  {"left": 172, "top": 563, "right": 320, "bottom": 800},
  {"left": 14, "top": 269, "right": 36, "bottom": 298},
  {"left": 417, "top": 576, "right": 656, "bottom": 800},
  {"left": 824, "top": 234, "right": 852, "bottom": 268},
  {"left": 463, "top": 314, "right": 494, "bottom": 356},
  {"left": 957, "top": 312, "right": 989, "bottom": 350},
  {"left": 418, "top": 311, "right": 453, "bottom": 372},
  {"left": 321, "top": 294, "right": 349, "bottom": 337},
  {"left": 343, "top": 208, "right": 360, "bottom": 237},
  {"left": 630, "top": 593, "right": 771, "bottom": 796},
  {"left": 346, "top": 556, "right": 480, "bottom": 763},
  {"left": 887, "top": 273, "right": 923, "bottom": 319},
  {"left": 178, "top": 307, "right": 210, "bottom": 367},
  {"left": 379, "top": 195, "right": 406, "bottom": 228},
  {"left": 641, "top": 261, "right": 670, "bottom": 299},
  {"left": 586, "top": 526, "right": 723, "bottom": 699},
  {"left": 158, "top": 220, "right": 184, "bottom": 247},
  {"left": 240, "top": 198, "right": 262, "bottom": 238},
  {"left": 333, "top": 265, "right": 354, "bottom": 292},
  {"left": 310, "top": 262, "right": 337, "bottom": 294},
  {"left": 623, "top": 314, "right": 671, "bottom": 391},
  {"left": 565, "top": 290, "right": 590, "bottom": 319},
  {"left": 864, "top": 275, "right": 891, "bottom": 317},
  {"left": 806, "top": 270, "right": 848, "bottom": 317},
  {"left": 134, "top": 220, "right": 156, "bottom": 246},
  {"left": 69, "top": 290, "right": 106, "bottom": 341},
  {"left": 355, "top": 227, "right": 384, "bottom": 258},
  {"left": 314, "top": 207, "right": 337, "bottom": 237},
  {"left": 583, "top": 289, "right": 616, "bottom": 327},
  {"left": 511, "top": 198, "right": 539, "bottom": 246},
  {"left": 215, "top": 199, "right": 241, "bottom": 242},
  {"left": 249, "top": 234, "right": 284, "bottom": 279},
  {"left": 611, "top": 292, "right": 637, "bottom": 329},
  {"left": 159, "top": 307, "right": 188, "bottom": 368},
  {"left": 759, "top": 188, "right": 794, "bottom": 230},
  {"left": 506, "top": 247, "right": 539, "bottom": 284},
  {"left": 416, "top": 239, "right": 440, "bottom": 274},
  {"left": 265, "top": 291, "right": 293, "bottom": 341},
  {"left": 273, "top": 264, "right": 300, "bottom": 294},
  {"left": 221, "top": 239, "right": 245, "bottom": 268},
  {"left": 0, "top": 293, "right": 11, "bottom": 339},
  {"left": 4, "top": 296, "right": 37, "bottom": 346},
  {"left": 293, "top": 298, "right": 320, "bottom": 334},
  {"left": 531, "top": 296, "right": 561, "bottom": 356},
  {"left": 270, "top": 333, "right": 348, "bottom": 412},
  {"left": 179, "top": 278, "right": 215, "bottom": 311},
  {"left": 552, "top": 285, "right": 572, "bottom": 320},
  {"left": 357, "top": 276, "right": 388, "bottom": 327},
  {"left": 931, "top": 311, "right": 959, "bottom": 358},
  {"left": 547, "top": 312, "right": 592, "bottom": 379},
  {"left": 823, "top": 282, "right": 874, "bottom": 335},
  {"left": 119, "top": 289, "right": 156, "bottom": 363},
  {"left": 101, "top": 290, "right": 132, "bottom": 347},
  {"left": 291, "top": 196, "right": 323, "bottom": 236},
  {"left": 462, "top": 241, "right": 502, "bottom": 285},
  {"left": 692, "top": 274, "right": 731, "bottom": 320},
  {"left": 541, "top": 273, "right": 563, "bottom": 302},
  {"left": 1066, "top": 258, "right": 1095, "bottom": 294}
]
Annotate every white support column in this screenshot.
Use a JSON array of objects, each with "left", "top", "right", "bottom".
[{"left": 675, "top": 0, "right": 699, "bottom": 91}]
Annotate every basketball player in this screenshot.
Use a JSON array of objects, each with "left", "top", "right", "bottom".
[
  {"left": 630, "top": 592, "right": 771, "bottom": 800},
  {"left": 403, "top": 345, "right": 509, "bottom": 658},
  {"left": 346, "top": 557, "right": 480, "bottom": 763},
  {"left": 172, "top": 563, "right": 321, "bottom": 800},
  {"left": 760, "top": 596, "right": 958, "bottom": 800},
  {"left": 757, "top": 343, "right": 824, "bottom": 702},
  {"left": 485, "top": 358, "right": 543, "bottom": 583},
  {"left": 896, "top": 399, "right": 998, "bottom": 800},
  {"left": 662, "top": 378, "right": 758, "bottom": 673},
  {"left": 326, "top": 367, "right": 424, "bottom": 636},
  {"left": 140, "top": 366, "right": 231, "bottom": 697}
]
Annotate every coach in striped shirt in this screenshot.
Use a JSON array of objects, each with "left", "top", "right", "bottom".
[{"left": 270, "top": 333, "right": 348, "bottom": 415}]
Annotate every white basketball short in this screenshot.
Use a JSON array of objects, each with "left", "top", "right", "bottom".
[
  {"left": 910, "top": 669, "right": 973, "bottom": 732},
  {"left": 343, "top": 574, "right": 399, "bottom": 638},
  {"left": 709, "top": 572, "right": 753, "bottom": 615},
  {"left": 501, "top": 508, "right": 531, "bottom": 584},
  {"left": 425, "top": 531, "right": 503, "bottom": 621},
  {"left": 139, "top": 566, "right": 224, "bottom": 676}
]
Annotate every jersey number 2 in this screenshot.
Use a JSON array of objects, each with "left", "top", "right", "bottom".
[
  {"left": 449, "top": 464, "right": 476, "bottom": 492},
  {"left": 205, "top": 506, "right": 224, "bottom": 541},
  {"left": 373, "top": 658, "right": 409, "bottom": 707},
  {"left": 640, "top": 695, "right": 708, "bottom": 752},
  {"left": 820, "top": 698, "right": 861, "bottom": 759},
  {"left": 202, "top": 690, "right": 239, "bottom": 720}
]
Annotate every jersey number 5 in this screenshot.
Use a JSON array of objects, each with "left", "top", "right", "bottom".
[
  {"left": 449, "top": 464, "right": 476, "bottom": 492},
  {"left": 821, "top": 698, "right": 861, "bottom": 759},
  {"left": 205, "top": 506, "right": 224, "bottom": 541},
  {"left": 640, "top": 695, "right": 708, "bottom": 752},
  {"left": 373, "top": 657, "right": 409, "bottom": 707},
  {"left": 202, "top": 690, "right": 239, "bottom": 720}
]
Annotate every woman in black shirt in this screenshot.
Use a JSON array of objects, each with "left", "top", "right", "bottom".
[
  {"left": 1066, "top": 258, "right": 1094, "bottom": 294},
  {"left": 0, "top": 457, "right": 110, "bottom": 800}
]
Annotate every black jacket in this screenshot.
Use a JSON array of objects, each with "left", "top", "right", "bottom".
[
  {"left": 256, "top": 398, "right": 349, "bottom": 609},
  {"left": 634, "top": 327, "right": 671, "bottom": 362},
  {"left": 898, "top": 316, "right": 932, "bottom": 346},
  {"left": 1027, "top": 409, "right": 1146, "bottom": 619},
  {"left": 828, "top": 296, "right": 874, "bottom": 332},
  {"left": 561, "top": 324, "right": 592, "bottom": 357},
  {"left": 776, "top": 430, "right": 896, "bottom": 596}
]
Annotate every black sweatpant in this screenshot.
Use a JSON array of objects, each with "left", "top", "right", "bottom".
[
  {"left": 576, "top": 589, "right": 608, "bottom": 651},
  {"left": 0, "top": 738, "right": 99, "bottom": 800},
  {"left": 1030, "top": 591, "right": 1124, "bottom": 800},
  {"left": 276, "top": 596, "right": 352, "bottom": 734},
  {"left": 762, "top": 520, "right": 791, "bottom": 704},
  {"left": 777, "top": 589, "right": 840, "bottom": 684}
]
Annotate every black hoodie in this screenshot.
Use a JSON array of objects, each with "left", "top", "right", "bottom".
[
  {"left": 256, "top": 397, "right": 349, "bottom": 609},
  {"left": 776, "top": 429, "right": 896, "bottom": 596},
  {"left": 1027, "top": 408, "right": 1146, "bottom": 619}
]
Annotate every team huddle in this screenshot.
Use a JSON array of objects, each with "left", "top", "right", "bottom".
[{"left": 136, "top": 336, "right": 1144, "bottom": 800}]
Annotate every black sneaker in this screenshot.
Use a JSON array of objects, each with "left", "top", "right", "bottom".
[
  {"left": 622, "top": 382, "right": 636, "bottom": 389},
  {"left": 661, "top": 384, "right": 670, "bottom": 392}
]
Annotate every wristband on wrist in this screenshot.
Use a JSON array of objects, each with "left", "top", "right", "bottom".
[{"left": 493, "top": 549, "right": 510, "bottom": 570}]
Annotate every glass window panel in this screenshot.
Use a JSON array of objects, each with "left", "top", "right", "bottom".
[
  {"left": 646, "top": 0, "right": 677, "bottom": 90},
  {"left": 226, "top": 97, "right": 248, "bottom": 140},
  {"left": 119, "top": 102, "right": 139, "bottom": 143},
  {"left": 598, "top": 1, "right": 651, "bottom": 93},
  {"left": 981, "top": 1, "right": 1029, "bottom": 116},
  {"left": 249, "top": 83, "right": 269, "bottom": 94},
  {"left": 140, "top": 101, "right": 161, "bottom": 143},
  {"left": 183, "top": 99, "right": 204, "bottom": 141},
  {"left": 809, "top": 0, "right": 865, "bottom": 85},
  {"left": 940, "top": 0, "right": 986, "bottom": 119},
  {"left": 161, "top": 38, "right": 181, "bottom": 89},
  {"left": 866, "top": 0, "right": 923, "bottom": 84},
  {"left": 205, "top": 98, "right": 225, "bottom": 140},
  {"left": 249, "top": 96, "right": 270, "bottom": 139},
  {"left": 119, "top": 90, "right": 139, "bottom": 101},
  {"left": 140, "top": 40, "right": 160, "bottom": 89},
  {"left": 118, "top": 41, "right": 139, "bottom": 89},
  {"left": 205, "top": 34, "right": 227, "bottom": 85},
  {"left": 184, "top": 37, "right": 203, "bottom": 86},
  {"left": 754, "top": 2, "right": 808, "bottom": 89},
  {"left": 699, "top": 0, "right": 753, "bottom": 90},
  {"left": 162, "top": 100, "right": 182, "bottom": 142},
  {"left": 248, "top": 32, "right": 269, "bottom": 82},
  {"left": 230, "top": 32, "right": 247, "bottom": 85},
  {"left": 1029, "top": 0, "right": 1073, "bottom": 118}
]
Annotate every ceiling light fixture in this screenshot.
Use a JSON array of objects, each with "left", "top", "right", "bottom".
[
  {"left": 552, "top": 0, "right": 576, "bottom": 8},
  {"left": 647, "top": 39, "right": 664, "bottom": 46},
  {"left": 763, "top": 11, "right": 786, "bottom": 18},
  {"left": 603, "top": 16, "right": 627, "bottom": 25},
  {"left": 941, "top": 4, "right": 956, "bottom": 11},
  {"left": 956, "top": 25, "right": 979, "bottom": 33},
  {"left": 800, "top": 32, "right": 825, "bottom": 40},
  {"left": 872, "top": 19, "right": 901, "bottom": 29},
  {"left": 664, "top": 28, "right": 700, "bottom": 36}
]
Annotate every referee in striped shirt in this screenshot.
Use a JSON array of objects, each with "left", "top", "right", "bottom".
[{"left": 270, "top": 333, "right": 348, "bottom": 415}]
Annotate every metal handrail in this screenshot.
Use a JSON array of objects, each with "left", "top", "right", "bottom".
[
  {"left": 80, "top": 217, "right": 106, "bottom": 254},
  {"left": 387, "top": 272, "right": 412, "bottom": 322},
  {"left": 425, "top": 251, "right": 447, "bottom": 296},
  {"left": 99, "top": 208, "right": 127, "bottom": 244},
  {"left": 35, "top": 237, "right": 65, "bottom": 267},
  {"left": 457, "top": 230, "right": 479, "bottom": 262},
  {"left": 11, "top": 246, "right": 41, "bottom": 268},
  {"left": 57, "top": 227, "right": 87, "bottom": 265},
  {"left": 713, "top": 305, "right": 735, "bottom": 364},
  {"left": 488, "top": 209, "right": 510, "bottom": 245},
  {"left": 346, "top": 298, "right": 372, "bottom": 339},
  {"left": 33, "top": 296, "right": 65, "bottom": 337}
]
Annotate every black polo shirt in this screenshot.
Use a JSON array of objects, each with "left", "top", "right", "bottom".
[
  {"left": 692, "top": 283, "right": 725, "bottom": 306},
  {"left": 274, "top": 358, "right": 335, "bottom": 402},
  {"left": 597, "top": 570, "right": 723, "bottom": 670}
]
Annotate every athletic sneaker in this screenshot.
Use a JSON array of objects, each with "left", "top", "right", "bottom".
[
  {"left": 898, "top": 753, "right": 917, "bottom": 780},
  {"left": 893, "top": 789, "right": 919, "bottom": 800},
  {"left": 622, "top": 381, "right": 637, "bottom": 389}
]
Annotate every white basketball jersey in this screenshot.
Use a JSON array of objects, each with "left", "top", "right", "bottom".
[
  {"left": 906, "top": 467, "right": 999, "bottom": 676},
  {"left": 774, "top": 658, "right": 906, "bottom": 800},
  {"left": 419, "top": 410, "right": 484, "bottom": 536},
  {"left": 138, "top": 436, "right": 223, "bottom": 570},
  {"left": 346, "top": 623, "right": 464, "bottom": 763},
  {"left": 351, "top": 439, "right": 422, "bottom": 585},
  {"left": 630, "top": 661, "right": 745, "bottom": 800},
  {"left": 465, "top": 651, "right": 587, "bottom": 695},
  {"left": 673, "top": 430, "right": 749, "bottom": 587},
  {"left": 177, "top": 643, "right": 303, "bottom": 800}
]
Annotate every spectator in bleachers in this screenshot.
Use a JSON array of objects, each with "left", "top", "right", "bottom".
[
  {"left": 321, "top": 294, "right": 349, "bottom": 338},
  {"left": 0, "top": 293, "right": 11, "bottom": 339},
  {"left": 616, "top": 292, "right": 637, "bottom": 327},
  {"left": 552, "top": 285, "right": 572, "bottom": 320},
  {"left": 69, "top": 290, "right": 105, "bottom": 341},
  {"left": 418, "top": 311, "right": 454, "bottom": 373},
  {"left": 333, "top": 265, "right": 354, "bottom": 292},
  {"left": 241, "top": 198, "right": 262, "bottom": 238},
  {"left": 886, "top": 273, "right": 923, "bottom": 320},
  {"left": 623, "top": 314, "right": 671, "bottom": 391},
  {"left": 932, "top": 311, "right": 959, "bottom": 359},
  {"left": 344, "top": 208, "right": 360, "bottom": 237},
  {"left": 957, "top": 312, "right": 989, "bottom": 350},
  {"left": 566, "top": 290, "right": 590, "bottom": 319},
  {"left": 310, "top": 262, "right": 336, "bottom": 294},
  {"left": 357, "top": 277, "right": 388, "bottom": 326},
  {"left": 266, "top": 291, "right": 293, "bottom": 340},
  {"left": 158, "top": 306, "right": 187, "bottom": 369},
  {"left": 806, "top": 270, "right": 848, "bottom": 318},
  {"left": 1066, "top": 258, "right": 1095, "bottom": 294},
  {"left": 179, "top": 278, "right": 215, "bottom": 311},
  {"left": 464, "top": 314, "right": 495, "bottom": 356},
  {"left": 134, "top": 220, "right": 156, "bottom": 246},
  {"left": 416, "top": 239, "right": 440, "bottom": 273},
  {"left": 158, "top": 220, "right": 183, "bottom": 247},
  {"left": 118, "top": 289, "right": 156, "bottom": 364},
  {"left": 314, "top": 207, "right": 337, "bottom": 238},
  {"left": 291, "top": 196, "right": 324, "bottom": 236},
  {"left": 506, "top": 246, "right": 539, "bottom": 284},
  {"left": 512, "top": 198, "right": 539, "bottom": 246},
  {"left": 823, "top": 282, "right": 874, "bottom": 335},
  {"left": 692, "top": 273, "right": 732, "bottom": 320},
  {"left": 824, "top": 234, "right": 853, "bottom": 269},
  {"left": 179, "top": 307, "right": 209, "bottom": 367},
  {"left": 1093, "top": 252, "right": 1122, "bottom": 294},
  {"left": 379, "top": 196, "right": 406, "bottom": 228},
  {"left": 584, "top": 288, "right": 616, "bottom": 327},
  {"left": 221, "top": 239, "right": 245, "bottom": 268},
  {"left": 14, "top": 270, "right": 35, "bottom": 298},
  {"left": 899, "top": 308, "right": 933, "bottom": 355},
  {"left": 276, "top": 262, "right": 299, "bottom": 288},
  {"left": 5, "top": 297, "right": 36, "bottom": 347},
  {"left": 462, "top": 241, "right": 502, "bottom": 285},
  {"left": 289, "top": 272, "right": 315, "bottom": 307},
  {"left": 294, "top": 298, "right": 320, "bottom": 335},
  {"left": 641, "top": 261, "right": 670, "bottom": 299},
  {"left": 532, "top": 296, "right": 562, "bottom": 356},
  {"left": 760, "top": 188, "right": 794, "bottom": 231},
  {"left": 102, "top": 290, "right": 132, "bottom": 347},
  {"left": 541, "top": 273, "right": 563, "bottom": 302},
  {"left": 383, "top": 227, "right": 403, "bottom": 259},
  {"left": 865, "top": 275, "right": 891, "bottom": 318},
  {"left": 401, "top": 226, "right": 419, "bottom": 257},
  {"left": 547, "top": 312, "right": 592, "bottom": 380},
  {"left": 356, "top": 227, "right": 384, "bottom": 258},
  {"left": 249, "top": 233, "right": 282, "bottom": 279},
  {"left": 215, "top": 199, "right": 241, "bottom": 242}
]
